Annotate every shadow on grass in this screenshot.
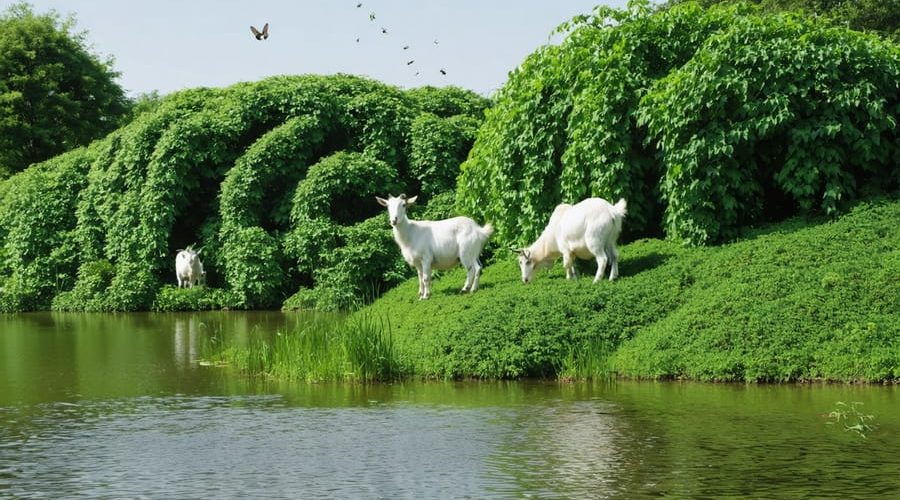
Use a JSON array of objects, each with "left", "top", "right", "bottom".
[{"left": 618, "top": 251, "right": 673, "bottom": 277}]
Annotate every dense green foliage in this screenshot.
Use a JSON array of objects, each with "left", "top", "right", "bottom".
[
  {"left": 356, "top": 196, "right": 899, "bottom": 382},
  {"left": 457, "top": 0, "right": 899, "bottom": 246},
  {"left": 0, "top": 3, "right": 129, "bottom": 178},
  {"left": 669, "top": 0, "right": 900, "bottom": 40},
  {"left": 0, "top": 75, "right": 489, "bottom": 312}
]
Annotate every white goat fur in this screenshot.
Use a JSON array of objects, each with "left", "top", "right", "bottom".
[
  {"left": 518, "top": 198, "right": 627, "bottom": 284},
  {"left": 175, "top": 247, "right": 204, "bottom": 288},
  {"left": 376, "top": 195, "right": 493, "bottom": 299}
]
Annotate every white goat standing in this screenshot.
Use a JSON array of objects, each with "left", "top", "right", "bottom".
[
  {"left": 175, "top": 246, "right": 204, "bottom": 288},
  {"left": 376, "top": 194, "right": 493, "bottom": 300},
  {"left": 517, "top": 198, "right": 627, "bottom": 284}
]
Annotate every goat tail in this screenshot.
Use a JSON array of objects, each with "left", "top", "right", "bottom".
[
  {"left": 479, "top": 222, "right": 494, "bottom": 241},
  {"left": 611, "top": 198, "right": 628, "bottom": 219}
]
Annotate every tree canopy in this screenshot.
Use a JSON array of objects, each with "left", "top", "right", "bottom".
[{"left": 0, "top": 3, "right": 129, "bottom": 178}]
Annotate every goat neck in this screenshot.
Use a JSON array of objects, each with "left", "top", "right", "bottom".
[{"left": 527, "top": 232, "right": 560, "bottom": 268}]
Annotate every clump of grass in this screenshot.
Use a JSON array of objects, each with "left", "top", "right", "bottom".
[{"left": 203, "top": 313, "right": 405, "bottom": 382}]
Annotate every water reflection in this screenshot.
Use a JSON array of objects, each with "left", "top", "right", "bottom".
[
  {"left": 2, "top": 313, "right": 899, "bottom": 498},
  {"left": 172, "top": 315, "right": 202, "bottom": 368}
]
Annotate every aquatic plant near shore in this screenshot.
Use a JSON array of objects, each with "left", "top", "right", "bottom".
[
  {"left": 202, "top": 313, "right": 404, "bottom": 382},
  {"left": 827, "top": 402, "right": 878, "bottom": 439}
]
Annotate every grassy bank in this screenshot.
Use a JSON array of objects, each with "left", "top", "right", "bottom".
[
  {"left": 207, "top": 196, "right": 899, "bottom": 383},
  {"left": 362, "top": 197, "right": 899, "bottom": 382}
]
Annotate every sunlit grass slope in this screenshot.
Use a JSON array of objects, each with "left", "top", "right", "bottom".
[{"left": 360, "top": 197, "right": 899, "bottom": 382}]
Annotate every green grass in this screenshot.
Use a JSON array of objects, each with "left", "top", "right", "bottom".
[
  {"left": 203, "top": 313, "right": 405, "bottom": 382},
  {"left": 358, "top": 196, "right": 900, "bottom": 382}
]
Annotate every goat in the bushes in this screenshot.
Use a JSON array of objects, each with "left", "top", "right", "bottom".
[{"left": 175, "top": 246, "right": 204, "bottom": 288}]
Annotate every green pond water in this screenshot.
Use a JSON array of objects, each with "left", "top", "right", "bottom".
[{"left": 1, "top": 312, "right": 897, "bottom": 498}]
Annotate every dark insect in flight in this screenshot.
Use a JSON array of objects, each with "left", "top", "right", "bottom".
[
  {"left": 440, "top": 68, "right": 447, "bottom": 75},
  {"left": 356, "top": 37, "right": 360, "bottom": 43},
  {"left": 407, "top": 60, "right": 414, "bottom": 65},
  {"left": 381, "top": 27, "right": 388, "bottom": 34},
  {"left": 357, "top": 2, "right": 362, "bottom": 7},
  {"left": 403, "top": 45, "right": 409, "bottom": 50},
  {"left": 250, "top": 23, "right": 269, "bottom": 40},
  {"left": 369, "top": 13, "right": 376, "bottom": 21},
  {"left": 433, "top": 39, "right": 439, "bottom": 45}
]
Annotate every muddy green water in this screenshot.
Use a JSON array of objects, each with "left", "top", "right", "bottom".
[{"left": 1, "top": 312, "right": 897, "bottom": 498}]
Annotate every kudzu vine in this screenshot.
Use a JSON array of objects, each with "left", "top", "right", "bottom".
[
  {"left": 457, "top": 0, "right": 898, "bottom": 246},
  {"left": 0, "top": 75, "right": 488, "bottom": 311}
]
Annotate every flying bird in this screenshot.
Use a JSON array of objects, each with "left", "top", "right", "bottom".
[
  {"left": 250, "top": 23, "right": 269, "bottom": 40},
  {"left": 407, "top": 60, "right": 414, "bottom": 65},
  {"left": 381, "top": 27, "right": 388, "bottom": 34},
  {"left": 357, "top": 2, "right": 362, "bottom": 7},
  {"left": 403, "top": 45, "right": 409, "bottom": 50},
  {"left": 440, "top": 68, "right": 447, "bottom": 75},
  {"left": 369, "top": 13, "right": 376, "bottom": 21},
  {"left": 433, "top": 39, "right": 439, "bottom": 45},
  {"left": 356, "top": 37, "right": 360, "bottom": 42}
]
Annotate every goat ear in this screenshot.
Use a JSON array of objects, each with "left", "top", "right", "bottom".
[
  {"left": 195, "top": 248, "right": 202, "bottom": 255},
  {"left": 375, "top": 196, "right": 388, "bottom": 207},
  {"left": 406, "top": 195, "right": 418, "bottom": 205}
]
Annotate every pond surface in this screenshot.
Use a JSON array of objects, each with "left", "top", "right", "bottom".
[{"left": 1, "top": 312, "right": 898, "bottom": 498}]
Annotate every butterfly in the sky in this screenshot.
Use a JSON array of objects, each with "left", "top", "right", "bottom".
[{"left": 250, "top": 23, "right": 269, "bottom": 40}]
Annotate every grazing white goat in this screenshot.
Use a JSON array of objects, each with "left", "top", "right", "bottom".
[
  {"left": 376, "top": 194, "right": 493, "bottom": 299},
  {"left": 175, "top": 246, "right": 204, "bottom": 288},
  {"left": 517, "top": 198, "right": 627, "bottom": 284}
]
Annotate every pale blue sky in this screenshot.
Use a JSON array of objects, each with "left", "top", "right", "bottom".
[{"left": 9, "top": 0, "right": 630, "bottom": 98}]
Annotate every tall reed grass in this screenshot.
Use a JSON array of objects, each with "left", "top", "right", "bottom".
[{"left": 203, "top": 313, "right": 404, "bottom": 382}]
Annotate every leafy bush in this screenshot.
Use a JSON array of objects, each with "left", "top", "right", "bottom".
[
  {"left": 457, "top": 0, "right": 899, "bottom": 246},
  {"left": 152, "top": 285, "right": 232, "bottom": 312},
  {"left": 290, "top": 152, "right": 402, "bottom": 225},
  {"left": 286, "top": 215, "right": 411, "bottom": 312},
  {"left": 0, "top": 74, "right": 489, "bottom": 311},
  {"left": 639, "top": 11, "right": 900, "bottom": 243},
  {"left": 410, "top": 113, "right": 481, "bottom": 194},
  {"left": 0, "top": 146, "right": 93, "bottom": 311}
]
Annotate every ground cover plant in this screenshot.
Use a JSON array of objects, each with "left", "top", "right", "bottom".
[{"left": 358, "top": 196, "right": 899, "bottom": 382}]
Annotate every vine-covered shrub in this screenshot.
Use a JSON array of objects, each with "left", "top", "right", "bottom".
[
  {"left": 0, "top": 75, "right": 489, "bottom": 311},
  {"left": 0, "top": 147, "right": 94, "bottom": 311},
  {"left": 457, "top": 0, "right": 899, "bottom": 246},
  {"left": 410, "top": 114, "right": 481, "bottom": 195},
  {"left": 639, "top": 12, "right": 900, "bottom": 244}
]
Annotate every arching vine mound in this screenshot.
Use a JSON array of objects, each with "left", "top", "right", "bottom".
[
  {"left": 0, "top": 74, "right": 489, "bottom": 312},
  {"left": 456, "top": 0, "right": 899, "bottom": 246}
]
